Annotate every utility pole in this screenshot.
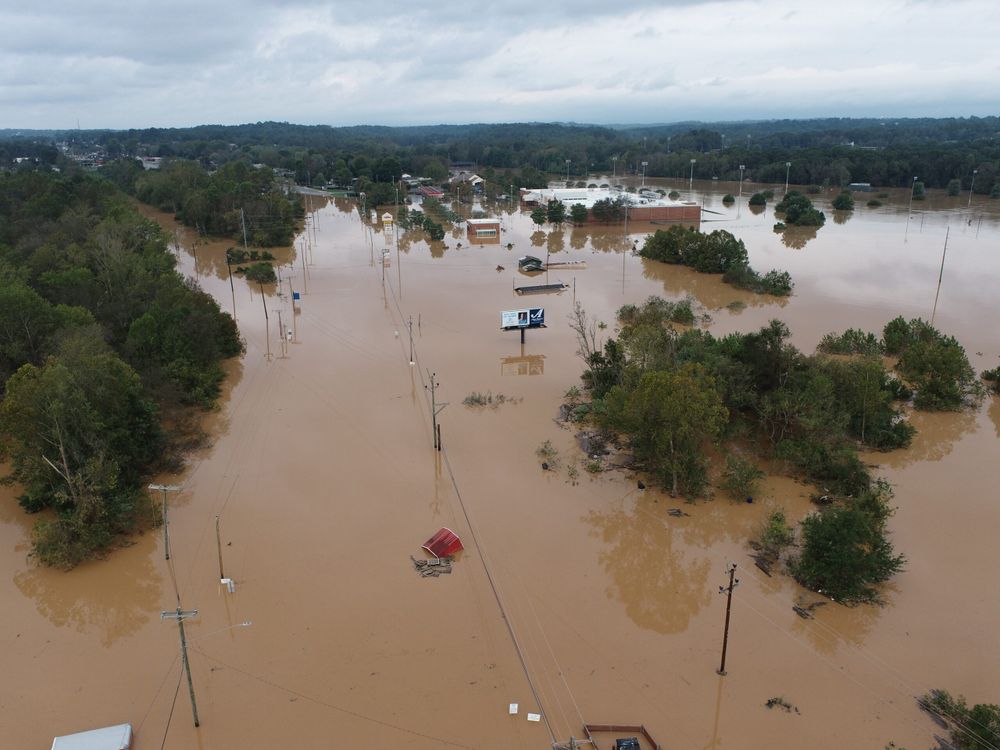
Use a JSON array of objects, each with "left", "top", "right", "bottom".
[
  {"left": 225, "top": 252, "right": 237, "bottom": 321},
  {"left": 784, "top": 161, "right": 791, "bottom": 195},
  {"left": 259, "top": 281, "right": 271, "bottom": 361},
  {"left": 288, "top": 280, "right": 297, "bottom": 341},
  {"left": 149, "top": 484, "right": 181, "bottom": 561},
  {"left": 968, "top": 169, "right": 978, "bottom": 210},
  {"left": 277, "top": 309, "right": 287, "bottom": 358},
  {"left": 215, "top": 516, "right": 225, "bottom": 581},
  {"left": 408, "top": 316, "right": 415, "bottom": 366},
  {"left": 300, "top": 239, "right": 308, "bottom": 293},
  {"left": 161, "top": 606, "right": 200, "bottom": 727},
  {"left": 931, "top": 226, "right": 950, "bottom": 326},
  {"left": 717, "top": 563, "right": 740, "bottom": 676},
  {"left": 426, "top": 371, "right": 448, "bottom": 451},
  {"left": 240, "top": 208, "right": 248, "bottom": 249}
]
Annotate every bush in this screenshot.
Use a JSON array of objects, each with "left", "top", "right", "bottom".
[
  {"left": 748, "top": 192, "right": 767, "bottom": 206},
  {"left": 832, "top": 191, "right": 855, "bottom": 210},
  {"left": 792, "top": 484, "right": 904, "bottom": 604},
  {"left": 758, "top": 511, "right": 795, "bottom": 557},
  {"left": 983, "top": 367, "right": 1000, "bottom": 394},
  {"left": 721, "top": 454, "right": 765, "bottom": 500},
  {"left": 668, "top": 190, "right": 680, "bottom": 200},
  {"left": 775, "top": 191, "right": 826, "bottom": 227},
  {"left": 883, "top": 317, "right": 981, "bottom": 409},
  {"left": 722, "top": 266, "right": 794, "bottom": 297},
  {"left": 722, "top": 194, "right": 735, "bottom": 203},
  {"left": 866, "top": 199, "right": 883, "bottom": 207},
  {"left": 947, "top": 178, "right": 962, "bottom": 197}
]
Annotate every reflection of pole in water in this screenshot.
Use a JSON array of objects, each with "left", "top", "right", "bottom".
[
  {"left": 931, "top": 226, "right": 950, "bottom": 327},
  {"left": 701, "top": 674, "right": 725, "bottom": 750},
  {"left": 226, "top": 254, "right": 237, "bottom": 321},
  {"left": 288, "top": 279, "right": 297, "bottom": 341}
]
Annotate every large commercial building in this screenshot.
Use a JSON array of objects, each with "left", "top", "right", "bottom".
[{"left": 520, "top": 187, "right": 701, "bottom": 224}]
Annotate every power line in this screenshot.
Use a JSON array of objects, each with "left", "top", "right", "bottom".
[{"left": 189, "top": 648, "right": 477, "bottom": 749}]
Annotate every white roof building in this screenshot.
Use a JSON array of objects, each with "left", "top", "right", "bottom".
[{"left": 520, "top": 186, "right": 696, "bottom": 209}]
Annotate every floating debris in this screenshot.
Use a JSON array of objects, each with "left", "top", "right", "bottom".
[
  {"left": 792, "top": 600, "right": 828, "bottom": 619},
  {"left": 667, "top": 508, "right": 690, "bottom": 518},
  {"left": 411, "top": 555, "right": 454, "bottom": 578}
]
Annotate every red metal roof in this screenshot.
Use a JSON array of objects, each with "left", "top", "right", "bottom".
[{"left": 422, "top": 527, "right": 463, "bottom": 558}]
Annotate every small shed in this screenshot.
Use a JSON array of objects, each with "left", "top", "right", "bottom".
[
  {"left": 51, "top": 723, "right": 133, "bottom": 750},
  {"left": 422, "top": 528, "right": 463, "bottom": 558}
]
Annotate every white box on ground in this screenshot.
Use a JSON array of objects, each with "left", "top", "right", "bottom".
[
  {"left": 508, "top": 703, "right": 518, "bottom": 715},
  {"left": 527, "top": 713, "right": 541, "bottom": 722}
]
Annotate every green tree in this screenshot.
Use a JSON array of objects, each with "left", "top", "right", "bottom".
[
  {"left": 946, "top": 178, "right": 962, "bottom": 197},
  {"left": 570, "top": 203, "right": 589, "bottom": 224},
  {"left": 792, "top": 485, "right": 904, "bottom": 604},
  {"left": 921, "top": 689, "right": 1000, "bottom": 750},
  {"left": 530, "top": 206, "right": 547, "bottom": 226},
  {"left": 912, "top": 181, "right": 926, "bottom": 200},
  {"left": 546, "top": 199, "right": 566, "bottom": 224},
  {"left": 613, "top": 364, "right": 728, "bottom": 497},
  {"left": 775, "top": 191, "right": 826, "bottom": 226}
]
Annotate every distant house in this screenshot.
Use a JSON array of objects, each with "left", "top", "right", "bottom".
[
  {"left": 847, "top": 182, "right": 873, "bottom": 192},
  {"left": 140, "top": 157, "right": 162, "bottom": 171},
  {"left": 418, "top": 185, "right": 444, "bottom": 198},
  {"left": 449, "top": 172, "right": 484, "bottom": 192}
]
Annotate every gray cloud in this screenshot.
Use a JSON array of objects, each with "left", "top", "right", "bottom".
[{"left": 0, "top": 0, "right": 997, "bottom": 128}]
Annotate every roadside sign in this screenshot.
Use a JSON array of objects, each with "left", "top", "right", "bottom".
[{"left": 500, "top": 308, "right": 545, "bottom": 330}]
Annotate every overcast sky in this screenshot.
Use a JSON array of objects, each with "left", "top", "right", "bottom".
[{"left": 2, "top": 0, "right": 998, "bottom": 129}]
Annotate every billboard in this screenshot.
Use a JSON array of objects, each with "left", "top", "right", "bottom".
[{"left": 501, "top": 308, "right": 545, "bottom": 330}]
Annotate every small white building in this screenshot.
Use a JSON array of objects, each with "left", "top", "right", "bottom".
[{"left": 466, "top": 217, "right": 500, "bottom": 239}]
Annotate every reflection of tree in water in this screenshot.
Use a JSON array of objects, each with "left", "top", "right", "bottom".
[
  {"left": 641, "top": 258, "right": 788, "bottom": 312},
  {"left": 749, "top": 204, "right": 766, "bottom": 216},
  {"left": 14, "top": 549, "right": 163, "bottom": 647},
  {"left": 585, "top": 500, "right": 711, "bottom": 634},
  {"left": 333, "top": 197, "right": 356, "bottom": 214},
  {"left": 570, "top": 228, "right": 588, "bottom": 250},
  {"left": 832, "top": 210, "right": 852, "bottom": 225},
  {"left": 590, "top": 231, "right": 630, "bottom": 253},
  {"left": 877, "top": 408, "right": 977, "bottom": 468},
  {"left": 990, "top": 397, "right": 1000, "bottom": 440},
  {"left": 781, "top": 226, "right": 819, "bottom": 249},
  {"left": 530, "top": 230, "right": 546, "bottom": 247},
  {"left": 428, "top": 240, "right": 446, "bottom": 259},
  {"left": 547, "top": 229, "right": 565, "bottom": 254}
]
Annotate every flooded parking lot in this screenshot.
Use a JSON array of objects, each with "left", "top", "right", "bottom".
[{"left": 2, "top": 181, "right": 998, "bottom": 749}]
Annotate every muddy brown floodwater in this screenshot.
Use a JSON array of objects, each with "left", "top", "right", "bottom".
[{"left": 2, "top": 183, "right": 999, "bottom": 749}]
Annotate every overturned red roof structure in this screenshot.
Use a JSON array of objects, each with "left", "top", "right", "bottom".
[{"left": 422, "top": 527, "right": 463, "bottom": 558}]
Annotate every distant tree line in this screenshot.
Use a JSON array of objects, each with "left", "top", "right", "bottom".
[
  {"left": 0, "top": 171, "right": 242, "bottom": 567},
  {"left": 6, "top": 118, "right": 999, "bottom": 196}
]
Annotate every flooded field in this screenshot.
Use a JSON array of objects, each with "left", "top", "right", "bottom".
[{"left": 2, "top": 181, "right": 999, "bottom": 749}]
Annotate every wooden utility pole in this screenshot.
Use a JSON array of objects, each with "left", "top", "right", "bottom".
[
  {"left": 426, "top": 371, "right": 448, "bottom": 451},
  {"left": 149, "top": 484, "right": 181, "bottom": 561},
  {"left": 225, "top": 252, "right": 237, "bottom": 321},
  {"left": 300, "top": 239, "right": 308, "bottom": 293},
  {"left": 161, "top": 606, "right": 200, "bottom": 727},
  {"left": 259, "top": 282, "right": 271, "bottom": 361},
  {"left": 717, "top": 563, "right": 740, "bottom": 675},
  {"left": 931, "top": 226, "right": 950, "bottom": 327},
  {"left": 288, "top": 280, "right": 297, "bottom": 341},
  {"left": 240, "top": 208, "right": 249, "bottom": 249},
  {"left": 215, "top": 516, "right": 225, "bottom": 581},
  {"left": 408, "top": 316, "right": 415, "bottom": 366},
  {"left": 277, "top": 309, "right": 287, "bottom": 358}
]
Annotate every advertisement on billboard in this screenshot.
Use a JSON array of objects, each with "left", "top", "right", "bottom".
[{"left": 500, "top": 308, "right": 545, "bottom": 330}]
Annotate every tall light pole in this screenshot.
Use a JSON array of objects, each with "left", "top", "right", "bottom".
[
  {"left": 641, "top": 161, "right": 648, "bottom": 188},
  {"left": 738, "top": 164, "right": 746, "bottom": 199},
  {"left": 689, "top": 158, "right": 697, "bottom": 197},
  {"left": 968, "top": 169, "right": 978, "bottom": 209},
  {"left": 565, "top": 159, "right": 571, "bottom": 184},
  {"left": 908, "top": 176, "right": 918, "bottom": 219},
  {"left": 784, "top": 162, "right": 791, "bottom": 194},
  {"left": 612, "top": 155, "right": 618, "bottom": 184},
  {"left": 738, "top": 164, "right": 746, "bottom": 217}
]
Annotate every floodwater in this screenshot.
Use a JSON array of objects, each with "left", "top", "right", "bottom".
[{"left": 2, "top": 182, "right": 999, "bottom": 749}]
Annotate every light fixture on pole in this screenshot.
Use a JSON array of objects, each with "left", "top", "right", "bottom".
[
  {"left": 784, "top": 162, "right": 791, "bottom": 194},
  {"left": 641, "top": 161, "right": 648, "bottom": 188},
  {"left": 968, "top": 169, "right": 978, "bottom": 209},
  {"left": 689, "top": 158, "right": 697, "bottom": 196}
]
